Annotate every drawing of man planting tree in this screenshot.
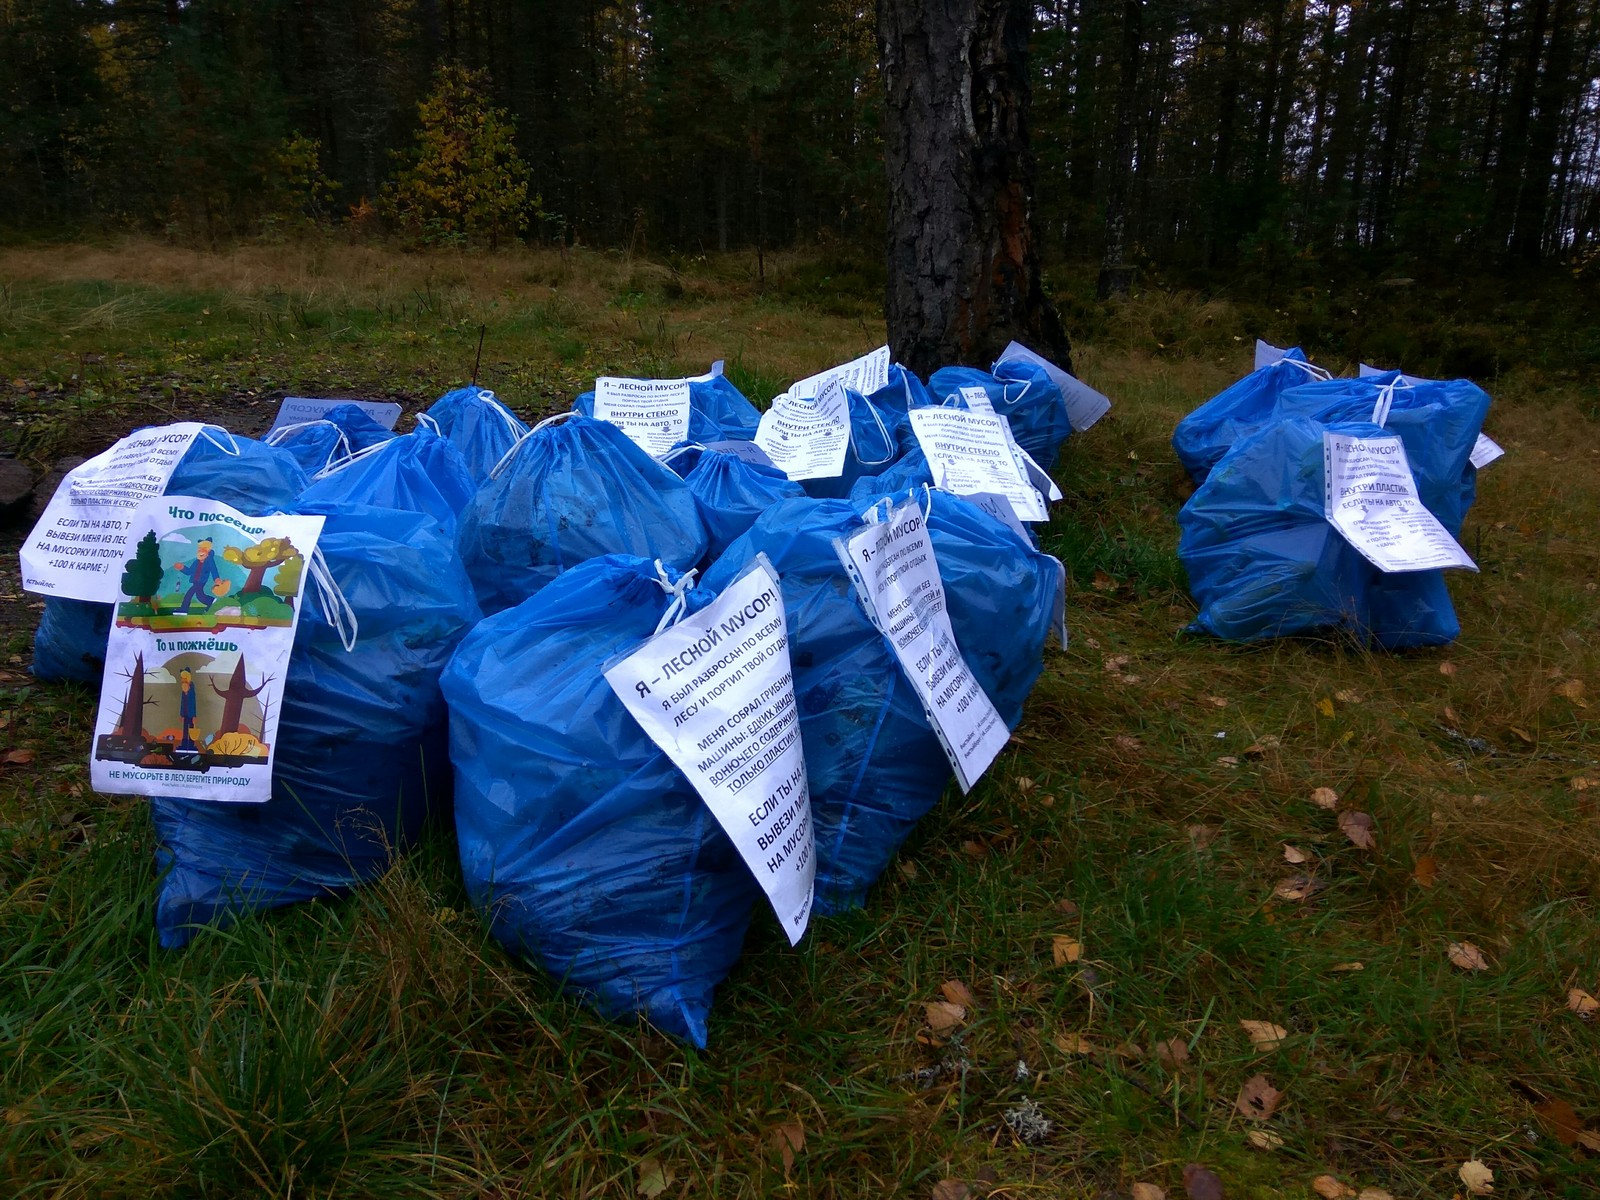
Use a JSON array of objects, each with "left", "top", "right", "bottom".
[{"left": 116, "top": 527, "right": 305, "bottom": 633}]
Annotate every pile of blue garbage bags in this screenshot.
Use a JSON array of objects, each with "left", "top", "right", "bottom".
[
  {"left": 1173, "top": 346, "right": 1494, "bottom": 648},
  {"left": 35, "top": 349, "right": 1093, "bottom": 1047}
]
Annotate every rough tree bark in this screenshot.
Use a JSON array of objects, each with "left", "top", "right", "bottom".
[{"left": 878, "top": 0, "right": 1073, "bottom": 378}]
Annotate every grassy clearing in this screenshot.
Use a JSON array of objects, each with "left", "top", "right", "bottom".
[{"left": 1, "top": 240, "right": 1598, "bottom": 1198}]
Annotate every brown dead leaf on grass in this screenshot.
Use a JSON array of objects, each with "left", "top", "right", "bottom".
[
  {"left": 1182, "top": 1163, "right": 1224, "bottom": 1200},
  {"left": 637, "top": 1157, "right": 673, "bottom": 1198},
  {"left": 1335, "top": 689, "right": 1362, "bottom": 703},
  {"left": 1235, "top": 1074, "right": 1283, "bottom": 1121},
  {"left": 1052, "top": 936, "right": 1083, "bottom": 965},
  {"left": 1440, "top": 661, "right": 1457, "bottom": 676},
  {"left": 940, "top": 980, "right": 976, "bottom": 1008},
  {"left": 1130, "top": 1184, "right": 1166, "bottom": 1200},
  {"left": 924, "top": 1001, "right": 966, "bottom": 1034},
  {"left": 1356, "top": 1190, "right": 1395, "bottom": 1200},
  {"left": 1577, "top": 1129, "right": 1600, "bottom": 1152},
  {"left": 1114, "top": 734, "right": 1143, "bottom": 753},
  {"left": 1246, "top": 1129, "right": 1284, "bottom": 1150},
  {"left": 770, "top": 1120, "right": 805, "bottom": 1174},
  {"left": 1153, "top": 1037, "right": 1190, "bottom": 1068},
  {"left": 2, "top": 748, "right": 36, "bottom": 765},
  {"left": 1054, "top": 1031, "right": 1095, "bottom": 1055},
  {"left": 1534, "top": 1098, "right": 1583, "bottom": 1146},
  {"left": 1310, "top": 786, "right": 1340, "bottom": 810},
  {"left": 1338, "top": 810, "right": 1376, "bottom": 850},
  {"left": 1567, "top": 988, "right": 1599, "bottom": 1018},
  {"left": 1282, "top": 844, "right": 1309, "bottom": 865},
  {"left": 1458, "top": 1159, "right": 1493, "bottom": 1195},
  {"left": 1243, "top": 736, "right": 1280, "bottom": 758},
  {"left": 1330, "top": 961, "right": 1364, "bottom": 973},
  {"left": 1206, "top": 695, "right": 1228, "bottom": 708},
  {"left": 1311, "top": 1177, "right": 1356, "bottom": 1200},
  {"left": 1054, "top": 897, "right": 1079, "bottom": 916},
  {"left": 1316, "top": 697, "right": 1336, "bottom": 718},
  {"left": 1239, "top": 1020, "right": 1288, "bottom": 1051},
  {"left": 1188, "top": 824, "right": 1220, "bottom": 849},
  {"left": 1412, "top": 855, "right": 1439, "bottom": 887},
  {"left": 1273, "top": 875, "right": 1321, "bottom": 902},
  {"left": 930, "top": 1182, "right": 970, "bottom": 1200},
  {"left": 1448, "top": 941, "right": 1491, "bottom": 971},
  {"left": 1571, "top": 777, "right": 1593, "bottom": 792},
  {"left": 1556, "top": 679, "right": 1587, "bottom": 705}
]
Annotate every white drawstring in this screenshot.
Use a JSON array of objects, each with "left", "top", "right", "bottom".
[
  {"left": 849, "top": 391, "right": 896, "bottom": 466},
  {"left": 1282, "top": 357, "right": 1333, "bottom": 382},
  {"left": 487, "top": 411, "right": 576, "bottom": 481},
  {"left": 650, "top": 559, "right": 698, "bottom": 635},
  {"left": 477, "top": 390, "right": 527, "bottom": 438},
  {"left": 199, "top": 425, "right": 241, "bottom": 455},
  {"left": 265, "top": 420, "right": 354, "bottom": 476},
  {"left": 415, "top": 412, "right": 443, "bottom": 434},
  {"left": 1370, "top": 377, "right": 1413, "bottom": 428},
  {"left": 307, "top": 547, "right": 359, "bottom": 653},
  {"left": 309, "top": 436, "right": 391, "bottom": 481},
  {"left": 661, "top": 442, "right": 708, "bottom": 474}
]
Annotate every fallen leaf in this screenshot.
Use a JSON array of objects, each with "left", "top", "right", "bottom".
[
  {"left": 1283, "top": 844, "right": 1309, "bottom": 865},
  {"left": 637, "top": 1157, "right": 673, "bottom": 1198},
  {"left": 1311, "top": 1177, "right": 1356, "bottom": 1200},
  {"left": 1330, "top": 961, "right": 1364, "bottom": 973},
  {"left": 1316, "top": 697, "right": 1336, "bottom": 718},
  {"left": 770, "top": 1120, "right": 805, "bottom": 1174},
  {"left": 1577, "top": 1129, "right": 1600, "bottom": 1152},
  {"left": 1052, "top": 936, "right": 1083, "bottom": 965},
  {"left": 1216, "top": 755, "right": 1240, "bottom": 766},
  {"left": 1571, "top": 776, "right": 1593, "bottom": 792},
  {"left": 1188, "top": 824, "right": 1220, "bottom": 849},
  {"left": 1534, "top": 1097, "right": 1583, "bottom": 1146},
  {"left": 1412, "top": 855, "right": 1439, "bottom": 887},
  {"left": 1440, "top": 661, "right": 1457, "bottom": 676},
  {"left": 924, "top": 1001, "right": 966, "bottom": 1034},
  {"left": 1092, "top": 571, "right": 1118, "bottom": 592},
  {"left": 1114, "top": 734, "right": 1144, "bottom": 753},
  {"left": 1458, "top": 1159, "right": 1493, "bottom": 1195},
  {"left": 1055, "top": 897, "right": 1080, "bottom": 916},
  {"left": 1556, "top": 679, "right": 1586, "bottom": 704},
  {"left": 1246, "top": 1129, "right": 1284, "bottom": 1150},
  {"left": 1310, "top": 786, "right": 1340, "bottom": 810},
  {"left": 961, "top": 839, "right": 988, "bottom": 858},
  {"left": 1131, "top": 1184, "right": 1166, "bottom": 1200},
  {"left": 2, "top": 748, "right": 36, "bottom": 765},
  {"left": 1103, "top": 654, "right": 1131, "bottom": 672},
  {"left": 1206, "top": 696, "right": 1228, "bottom": 708},
  {"left": 1182, "top": 1163, "right": 1224, "bottom": 1200},
  {"left": 1235, "top": 1074, "right": 1283, "bottom": 1121},
  {"left": 1356, "top": 1190, "right": 1395, "bottom": 1200},
  {"left": 1273, "top": 875, "right": 1319, "bottom": 901},
  {"left": 1338, "top": 811, "right": 1376, "bottom": 851},
  {"left": 930, "top": 1182, "right": 970, "bottom": 1200},
  {"left": 1153, "top": 1037, "right": 1190, "bottom": 1068},
  {"left": 940, "top": 979, "right": 976, "bottom": 1008},
  {"left": 1054, "top": 1031, "right": 1095, "bottom": 1054},
  {"left": 1443, "top": 704, "right": 1461, "bottom": 724},
  {"left": 1567, "top": 988, "right": 1599, "bottom": 1017},
  {"left": 1244, "top": 736, "right": 1281, "bottom": 758},
  {"left": 1447, "top": 941, "right": 1490, "bottom": 972},
  {"left": 897, "top": 859, "right": 918, "bottom": 880},
  {"left": 1239, "top": 1020, "right": 1288, "bottom": 1051},
  {"left": 1509, "top": 726, "right": 1534, "bottom": 744},
  {"left": 1014, "top": 775, "right": 1037, "bottom": 795},
  {"left": 1335, "top": 689, "right": 1362, "bottom": 704}
]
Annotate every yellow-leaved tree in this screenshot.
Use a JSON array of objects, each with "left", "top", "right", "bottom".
[{"left": 385, "top": 65, "right": 531, "bottom": 248}]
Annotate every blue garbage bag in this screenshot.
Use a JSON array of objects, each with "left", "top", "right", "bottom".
[
  {"left": 701, "top": 490, "right": 1057, "bottom": 913},
  {"left": 575, "top": 369, "right": 763, "bottom": 444},
  {"left": 33, "top": 427, "right": 310, "bottom": 684},
  {"left": 420, "top": 387, "right": 531, "bottom": 485},
  {"left": 927, "top": 358, "right": 1074, "bottom": 470},
  {"left": 299, "top": 425, "right": 478, "bottom": 539},
  {"left": 262, "top": 403, "right": 397, "bottom": 477},
  {"left": 457, "top": 414, "right": 708, "bottom": 615},
  {"left": 794, "top": 387, "right": 902, "bottom": 500},
  {"left": 1178, "top": 417, "right": 1467, "bottom": 647},
  {"left": 847, "top": 445, "right": 933, "bottom": 505},
  {"left": 666, "top": 444, "right": 806, "bottom": 561},
  {"left": 151, "top": 502, "right": 481, "bottom": 947},
  {"left": 857, "top": 363, "right": 936, "bottom": 441},
  {"left": 1171, "top": 347, "right": 1330, "bottom": 482},
  {"left": 443, "top": 555, "right": 760, "bottom": 1048}
]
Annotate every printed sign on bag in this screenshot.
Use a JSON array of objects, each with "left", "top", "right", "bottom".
[
  {"left": 592, "top": 376, "right": 693, "bottom": 458},
  {"left": 908, "top": 407, "right": 1049, "bottom": 522},
  {"left": 754, "top": 376, "right": 851, "bottom": 480},
  {"left": 788, "top": 345, "right": 891, "bottom": 400},
  {"left": 20, "top": 423, "right": 206, "bottom": 603},
  {"left": 605, "top": 557, "right": 814, "bottom": 942},
  {"left": 89, "top": 495, "right": 325, "bottom": 804},
  {"left": 995, "top": 340, "right": 1111, "bottom": 432},
  {"left": 837, "top": 500, "right": 1009, "bottom": 793},
  {"left": 1323, "top": 433, "right": 1477, "bottom": 574}
]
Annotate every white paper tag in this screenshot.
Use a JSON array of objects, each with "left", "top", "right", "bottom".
[
  {"left": 963, "top": 492, "right": 1029, "bottom": 539},
  {"left": 1323, "top": 433, "right": 1477, "bottom": 573},
  {"left": 957, "top": 385, "right": 994, "bottom": 414},
  {"left": 267, "top": 397, "right": 401, "bottom": 434},
  {"left": 1010, "top": 441, "right": 1064, "bottom": 503},
  {"left": 593, "top": 376, "right": 693, "bottom": 458},
  {"left": 1470, "top": 433, "right": 1505, "bottom": 469},
  {"left": 909, "top": 407, "right": 1048, "bottom": 522},
  {"left": 605, "top": 557, "right": 814, "bottom": 942},
  {"left": 995, "top": 340, "right": 1110, "bottom": 432},
  {"left": 837, "top": 500, "right": 1009, "bottom": 793},
  {"left": 89, "top": 495, "right": 325, "bottom": 804},
  {"left": 1255, "top": 339, "right": 1289, "bottom": 369},
  {"left": 789, "top": 345, "right": 891, "bottom": 400},
  {"left": 754, "top": 377, "right": 851, "bottom": 480},
  {"left": 21, "top": 423, "right": 207, "bottom": 603}
]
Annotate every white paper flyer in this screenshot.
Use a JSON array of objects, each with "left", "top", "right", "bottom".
[
  {"left": 89, "top": 495, "right": 325, "bottom": 804},
  {"left": 604, "top": 557, "right": 814, "bottom": 942},
  {"left": 592, "top": 375, "right": 693, "bottom": 458},
  {"left": 908, "top": 407, "right": 1049, "bottom": 522},
  {"left": 788, "top": 345, "right": 891, "bottom": 400},
  {"left": 754, "top": 376, "right": 851, "bottom": 480},
  {"left": 1323, "top": 433, "right": 1477, "bottom": 574}
]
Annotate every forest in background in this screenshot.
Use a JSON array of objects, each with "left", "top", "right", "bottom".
[{"left": 5, "top": 0, "right": 1600, "bottom": 281}]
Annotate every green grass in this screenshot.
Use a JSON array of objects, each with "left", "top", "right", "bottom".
[{"left": 1, "top": 240, "right": 1598, "bottom": 1198}]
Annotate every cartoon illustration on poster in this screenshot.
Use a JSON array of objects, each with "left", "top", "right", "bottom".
[{"left": 90, "top": 495, "right": 325, "bottom": 803}]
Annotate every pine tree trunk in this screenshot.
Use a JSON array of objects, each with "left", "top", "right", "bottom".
[{"left": 878, "top": 0, "right": 1072, "bottom": 378}]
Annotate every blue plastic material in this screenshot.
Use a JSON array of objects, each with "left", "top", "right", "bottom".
[
  {"left": 457, "top": 415, "right": 708, "bottom": 615},
  {"left": 701, "top": 490, "right": 1056, "bottom": 914},
  {"left": 264, "top": 421, "right": 352, "bottom": 476},
  {"left": 927, "top": 359, "right": 1074, "bottom": 470},
  {"left": 797, "top": 388, "right": 902, "bottom": 500},
  {"left": 669, "top": 445, "right": 806, "bottom": 561},
  {"left": 847, "top": 445, "right": 933, "bottom": 505},
  {"left": 299, "top": 426, "right": 478, "bottom": 539},
  {"left": 1171, "top": 348, "right": 1329, "bottom": 482},
  {"left": 443, "top": 555, "right": 759, "bottom": 1048},
  {"left": 1178, "top": 417, "right": 1468, "bottom": 647},
  {"left": 151, "top": 503, "right": 481, "bottom": 947},
  {"left": 33, "top": 429, "right": 310, "bottom": 684},
  {"left": 421, "top": 387, "right": 531, "bottom": 484},
  {"left": 575, "top": 371, "right": 763, "bottom": 443}
]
